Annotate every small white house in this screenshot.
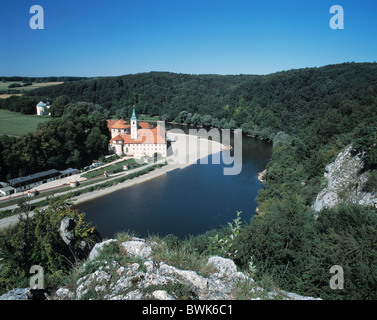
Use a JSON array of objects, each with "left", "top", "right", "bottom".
[{"left": 36, "top": 99, "right": 51, "bottom": 116}]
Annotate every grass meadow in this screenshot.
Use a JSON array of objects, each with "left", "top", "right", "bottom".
[{"left": 0, "top": 109, "right": 51, "bottom": 136}]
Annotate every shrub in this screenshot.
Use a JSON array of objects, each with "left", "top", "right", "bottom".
[
  {"left": 8, "top": 83, "right": 22, "bottom": 88},
  {"left": 208, "top": 211, "right": 242, "bottom": 259},
  {"left": 364, "top": 170, "right": 377, "bottom": 193},
  {"left": 0, "top": 199, "right": 98, "bottom": 293}
]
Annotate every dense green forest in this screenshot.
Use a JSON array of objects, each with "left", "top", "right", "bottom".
[
  {"left": 0, "top": 104, "right": 109, "bottom": 180},
  {"left": 1, "top": 62, "right": 377, "bottom": 299},
  {"left": 25, "top": 72, "right": 254, "bottom": 120}
]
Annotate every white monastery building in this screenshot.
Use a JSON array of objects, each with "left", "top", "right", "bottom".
[{"left": 108, "top": 108, "right": 167, "bottom": 159}]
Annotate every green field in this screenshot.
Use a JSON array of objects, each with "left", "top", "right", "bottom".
[
  {"left": 0, "top": 109, "right": 51, "bottom": 136},
  {"left": 0, "top": 81, "right": 64, "bottom": 99}
]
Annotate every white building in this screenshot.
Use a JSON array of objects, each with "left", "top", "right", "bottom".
[
  {"left": 36, "top": 99, "right": 50, "bottom": 116},
  {"left": 108, "top": 108, "right": 167, "bottom": 159}
]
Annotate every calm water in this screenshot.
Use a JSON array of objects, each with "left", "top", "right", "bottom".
[{"left": 77, "top": 126, "right": 272, "bottom": 239}]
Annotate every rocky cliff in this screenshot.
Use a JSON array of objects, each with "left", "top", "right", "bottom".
[
  {"left": 0, "top": 237, "right": 320, "bottom": 300},
  {"left": 313, "top": 145, "right": 377, "bottom": 212}
]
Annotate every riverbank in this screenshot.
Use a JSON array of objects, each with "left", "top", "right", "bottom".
[
  {"left": 74, "top": 131, "right": 226, "bottom": 205},
  {"left": 0, "top": 132, "right": 226, "bottom": 232}
]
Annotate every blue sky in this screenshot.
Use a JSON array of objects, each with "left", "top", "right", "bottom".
[{"left": 1, "top": 0, "right": 376, "bottom": 76}]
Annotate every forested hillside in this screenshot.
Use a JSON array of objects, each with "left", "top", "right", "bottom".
[
  {"left": 24, "top": 63, "right": 377, "bottom": 131},
  {"left": 26, "top": 72, "right": 254, "bottom": 120}
]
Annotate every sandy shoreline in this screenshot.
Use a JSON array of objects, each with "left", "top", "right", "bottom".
[{"left": 74, "top": 132, "right": 226, "bottom": 205}]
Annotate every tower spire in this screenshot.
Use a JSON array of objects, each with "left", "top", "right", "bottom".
[
  {"left": 131, "top": 106, "right": 138, "bottom": 140},
  {"left": 131, "top": 107, "right": 137, "bottom": 120}
]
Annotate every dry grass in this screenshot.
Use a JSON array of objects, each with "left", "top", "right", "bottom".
[
  {"left": 0, "top": 94, "right": 23, "bottom": 99},
  {"left": 0, "top": 82, "right": 64, "bottom": 99}
]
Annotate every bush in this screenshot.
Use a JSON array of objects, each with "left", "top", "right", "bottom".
[
  {"left": 8, "top": 83, "right": 22, "bottom": 88},
  {"left": 233, "top": 202, "right": 377, "bottom": 299},
  {"left": 364, "top": 170, "right": 377, "bottom": 193},
  {"left": 0, "top": 199, "right": 98, "bottom": 293}
]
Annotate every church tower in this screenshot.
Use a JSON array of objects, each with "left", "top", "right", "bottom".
[{"left": 131, "top": 107, "right": 138, "bottom": 140}]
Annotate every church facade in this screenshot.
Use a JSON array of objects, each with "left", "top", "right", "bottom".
[{"left": 108, "top": 109, "right": 167, "bottom": 159}]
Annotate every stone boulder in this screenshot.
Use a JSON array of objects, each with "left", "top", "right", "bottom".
[
  {"left": 159, "top": 263, "right": 208, "bottom": 294},
  {"left": 0, "top": 288, "right": 48, "bottom": 300},
  {"left": 88, "top": 239, "right": 117, "bottom": 261},
  {"left": 121, "top": 240, "right": 152, "bottom": 260},
  {"left": 59, "top": 218, "right": 76, "bottom": 246},
  {"left": 152, "top": 290, "right": 175, "bottom": 300},
  {"left": 207, "top": 256, "right": 237, "bottom": 276}
]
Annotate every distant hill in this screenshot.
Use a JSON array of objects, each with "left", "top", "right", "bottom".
[
  {"left": 25, "top": 63, "right": 377, "bottom": 135},
  {"left": 26, "top": 72, "right": 255, "bottom": 119}
]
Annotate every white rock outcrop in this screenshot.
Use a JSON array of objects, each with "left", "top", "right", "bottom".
[
  {"left": 313, "top": 145, "right": 377, "bottom": 212},
  {"left": 121, "top": 240, "right": 153, "bottom": 260},
  {"left": 50, "top": 238, "right": 320, "bottom": 301},
  {"left": 88, "top": 239, "right": 117, "bottom": 261}
]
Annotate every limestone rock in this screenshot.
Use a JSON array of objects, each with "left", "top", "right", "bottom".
[
  {"left": 207, "top": 256, "right": 237, "bottom": 276},
  {"left": 121, "top": 240, "right": 152, "bottom": 260},
  {"left": 152, "top": 290, "right": 175, "bottom": 300},
  {"left": 50, "top": 237, "right": 321, "bottom": 301},
  {"left": 55, "top": 288, "right": 74, "bottom": 300},
  {"left": 88, "top": 239, "right": 117, "bottom": 261},
  {"left": 123, "top": 289, "right": 143, "bottom": 300},
  {"left": 59, "top": 218, "right": 76, "bottom": 246},
  {"left": 313, "top": 145, "right": 377, "bottom": 212},
  {"left": 0, "top": 288, "right": 31, "bottom": 300},
  {"left": 76, "top": 270, "right": 112, "bottom": 299},
  {"left": 159, "top": 263, "right": 208, "bottom": 294},
  {"left": 0, "top": 288, "right": 48, "bottom": 300}
]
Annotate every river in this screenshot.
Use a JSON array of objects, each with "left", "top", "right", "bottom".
[{"left": 76, "top": 125, "right": 272, "bottom": 239}]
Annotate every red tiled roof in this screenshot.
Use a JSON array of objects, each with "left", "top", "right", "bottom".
[
  {"left": 111, "top": 119, "right": 129, "bottom": 129},
  {"left": 109, "top": 135, "right": 124, "bottom": 143},
  {"left": 109, "top": 126, "right": 166, "bottom": 145},
  {"left": 107, "top": 119, "right": 118, "bottom": 130},
  {"left": 108, "top": 119, "right": 154, "bottom": 130},
  {"left": 139, "top": 122, "right": 153, "bottom": 129}
]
